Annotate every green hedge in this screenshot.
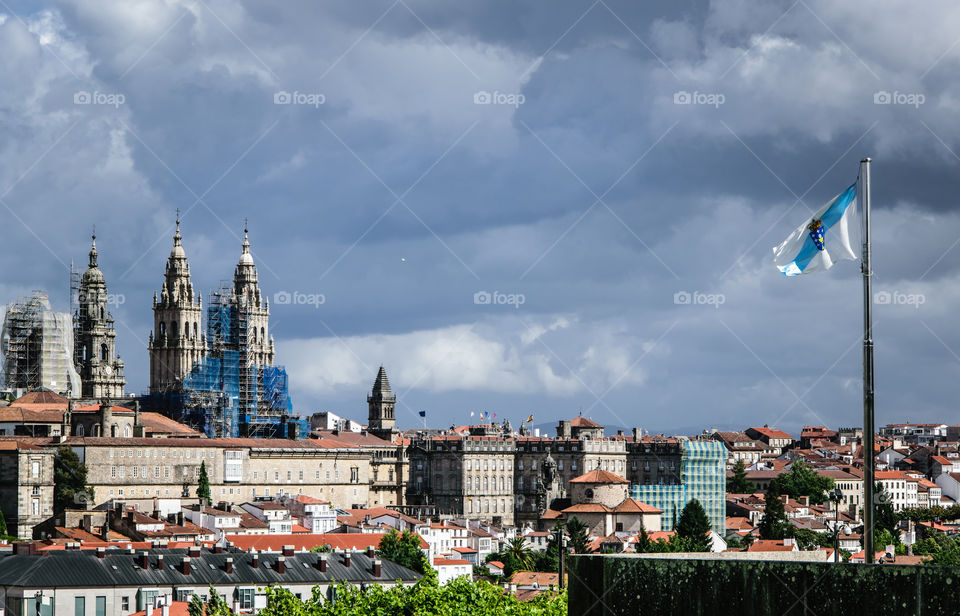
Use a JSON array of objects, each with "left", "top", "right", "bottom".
[{"left": 568, "top": 555, "right": 960, "bottom": 616}]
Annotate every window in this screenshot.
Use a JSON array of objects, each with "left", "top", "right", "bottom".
[
  {"left": 31, "top": 460, "right": 40, "bottom": 478},
  {"left": 32, "top": 499, "right": 40, "bottom": 515},
  {"left": 239, "top": 588, "right": 255, "bottom": 609},
  {"left": 351, "top": 468, "right": 359, "bottom": 483},
  {"left": 121, "top": 597, "right": 129, "bottom": 611},
  {"left": 95, "top": 596, "right": 106, "bottom": 616},
  {"left": 175, "top": 590, "right": 194, "bottom": 602},
  {"left": 75, "top": 596, "right": 85, "bottom": 616},
  {"left": 275, "top": 471, "right": 279, "bottom": 481},
  {"left": 111, "top": 466, "right": 117, "bottom": 478},
  {"left": 132, "top": 466, "right": 138, "bottom": 478},
  {"left": 32, "top": 485, "right": 40, "bottom": 496},
  {"left": 287, "top": 471, "right": 291, "bottom": 481}
]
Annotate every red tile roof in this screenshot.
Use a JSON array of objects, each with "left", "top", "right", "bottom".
[
  {"left": 569, "top": 469, "right": 628, "bottom": 484},
  {"left": 131, "top": 601, "right": 191, "bottom": 616},
  {"left": 612, "top": 499, "right": 662, "bottom": 514},
  {"left": 434, "top": 558, "right": 471, "bottom": 566},
  {"left": 570, "top": 416, "right": 602, "bottom": 428}
]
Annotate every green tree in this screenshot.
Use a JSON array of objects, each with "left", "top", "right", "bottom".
[
  {"left": 758, "top": 487, "right": 790, "bottom": 540},
  {"left": 505, "top": 536, "right": 534, "bottom": 571},
  {"left": 189, "top": 586, "right": 235, "bottom": 616},
  {"left": 874, "top": 482, "right": 898, "bottom": 540},
  {"left": 377, "top": 529, "right": 429, "bottom": 574},
  {"left": 534, "top": 524, "right": 561, "bottom": 572},
  {"left": 675, "top": 499, "right": 711, "bottom": 551},
  {"left": 771, "top": 459, "right": 835, "bottom": 504},
  {"left": 196, "top": 461, "right": 211, "bottom": 501},
  {"left": 792, "top": 528, "right": 831, "bottom": 551},
  {"left": 728, "top": 459, "right": 756, "bottom": 493},
  {"left": 635, "top": 519, "right": 652, "bottom": 553},
  {"left": 54, "top": 445, "right": 92, "bottom": 513},
  {"left": 566, "top": 516, "right": 591, "bottom": 554},
  {"left": 309, "top": 544, "right": 332, "bottom": 553}
]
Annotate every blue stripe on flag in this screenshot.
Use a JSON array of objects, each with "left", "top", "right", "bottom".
[{"left": 787, "top": 183, "right": 856, "bottom": 274}]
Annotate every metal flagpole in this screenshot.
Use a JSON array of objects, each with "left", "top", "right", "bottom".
[{"left": 860, "top": 157, "right": 876, "bottom": 564}]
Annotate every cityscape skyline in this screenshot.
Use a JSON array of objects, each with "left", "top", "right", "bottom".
[{"left": 3, "top": 2, "right": 960, "bottom": 435}]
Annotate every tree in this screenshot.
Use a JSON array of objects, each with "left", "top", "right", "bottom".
[
  {"left": 189, "top": 586, "right": 235, "bottom": 616},
  {"left": 534, "top": 524, "right": 561, "bottom": 573},
  {"left": 770, "top": 459, "right": 835, "bottom": 504},
  {"left": 635, "top": 519, "right": 652, "bottom": 553},
  {"left": 54, "top": 445, "right": 92, "bottom": 513},
  {"left": 310, "top": 544, "right": 332, "bottom": 553},
  {"left": 377, "top": 530, "right": 429, "bottom": 574},
  {"left": 196, "top": 461, "right": 211, "bottom": 501},
  {"left": 728, "top": 459, "right": 755, "bottom": 493},
  {"left": 874, "top": 482, "right": 898, "bottom": 540},
  {"left": 566, "top": 516, "right": 591, "bottom": 554},
  {"left": 758, "top": 487, "right": 790, "bottom": 540},
  {"left": 675, "top": 499, "right": 711, "bottom": 551},
  {"left": 505, "top": 536, "right": 534, "bottom": 571}
]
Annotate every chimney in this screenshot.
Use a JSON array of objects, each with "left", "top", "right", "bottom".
[
  {"left": 127, "top": 510, "right": 135, "bottom": 523},
  {"left": 188, "top": 546, "right": 200, "bottom": 558},
  {"left": 366, "top": 546, "right": 376, "bottom": 558},
  {"left": 225, "top": 557, "right": 234, "bottom": 574},
  {"left": 181, "top": 557, "right": 192, "bottom": 575},
  {"left": 783, "top": 537, "right": 794, "bottom": 547},
  {"left": 213, "top": 544, "right": 223, "bottom": 554},
  {"left": 344, "top": 552, "right": 351, "bottom": 568},
  {"left": 282, "top": 545, "right": 294, "bottom": 557},
  {"left": 177, "top": 512, "right": 184, "bottom": 526},
  {"left": 137, "top": 551, "right": 149, "bottom": 569},
  {"left": 617, "top": 430, "right": 624, "bottom": 437},
  {"left": 82, "top": 514, "right": 93, "bottom": 532},
  {"left": 232, "top": 603, "right": 240, "bottom": 614},
  {"left": 251, "top": 552, "right": 259, "bottom": 569},
  {"left": 153, "top": 510, "right": 161, "bottom": 521},
  {"left": 276, "top": 556, "right": 286, "bottom": 574},
  {"left": 373, "top": 558, "right": 382, "bottom": 577},
  {"left": 161, "top": 603, "right": 169, "bottom": 616},
  {"left": 781, "top": 495, "right": 789, "bottom": 504},
  {"left": 156, "top": 554, "right": 164, "bottom": 570},
  {"left": 96, "top": 547, "right": 106, "bottom": 559},
  {"left": 633, "top": 428, "right": 641, "bottom": 441},
  {"left": 799, "top": 496, "right": 810, "bottom": 507},
  {"left": 318, "top": 555, "right": 327, "bottom": 573}
]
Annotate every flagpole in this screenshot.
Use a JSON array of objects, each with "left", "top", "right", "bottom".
[{"left": 860, "top": 157, "right": 876, "bottom": 564}]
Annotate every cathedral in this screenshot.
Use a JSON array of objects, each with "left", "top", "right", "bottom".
[{"left": 73, "top": 234, "right": 126, "bottom": 400}]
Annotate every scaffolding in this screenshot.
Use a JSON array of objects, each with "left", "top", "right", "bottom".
[
  {"left": 1, "top": 291, "right": 81, "bottom": 396},
  {"left": 147, "top": 283, "right": 304, "bottom": 439}
]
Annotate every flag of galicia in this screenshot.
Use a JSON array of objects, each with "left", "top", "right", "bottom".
[{"left": 773, "top": 183, "right": 858, "bottom": 276}]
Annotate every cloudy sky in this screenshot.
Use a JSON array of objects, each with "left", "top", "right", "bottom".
[{"left": 2, "top": 0, "right": 960, "bottom": 436}]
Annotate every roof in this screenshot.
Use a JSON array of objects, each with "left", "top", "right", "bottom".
[
  {"left": 0, "top": 547, "right": 420, "bottom": 587},
  {"left": 569, "top": 469, "right": 629, "bottom": 484},
  {"left": 570, "top": 416, "right": 602, "bottom": 428},
  {"left": 510, "top": 571, "right": 564, "bottom": 587},
  {"left": 11, "top": 390, "right": 68, "bottom": 408},
  {"left": 131, "top": 601, "right": 191, "bottom": 616},
  {"left": 487, "top": 560, "right": 504, "bottom": 569},
  {"left": 747, "top": 540, "right": 796, "bottom": 552},
  {"left": 749, "top": 426, "right": 793, "bottom": 440},
  {"left": 225, "top": 532, "right": 428, "bottom": 551},
  {"left": 289, "top": 495, "right": 330, "bottom": 505},
  {"left": 311, "top": 429, "right": 394, "bottom": 448},
  {"left": 612, "top": 498, "right": 662, "bottom": 514},
  {"left": 138, "top": 412, "right": 203, "bottom": 436},
  {"left": 434, "top": 558, "right": 471, "bottom": 566}
]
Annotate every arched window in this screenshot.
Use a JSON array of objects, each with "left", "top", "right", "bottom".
[
  {"left": 193, "top": 322, "right": 198, "bottom": 339},
  {"left": 99, "top": 307, "right": 104, "bottom": 319},
  {"left": 101, "top": 344, "right": 108, "bottom": 361},
  {"left": 158, "top": 322, "right": 165, "bottom": 337},
  {"left": 184, "top": 322, "right": 189, "bottom": 338},
  {"left": 111, "top": 424, "right": 117, "bottom": 438},
  {"left": 172, "top": 322, "right": 178, "bottom": 338},
  {"left": 124, "top": 425, "right": 130, "bottom": 437},
  {"left": 77, "top": 424, "right": 84, "bottom": 436},
  {"left": 260, "top": 327, "right": 265, "bottom": 342}
]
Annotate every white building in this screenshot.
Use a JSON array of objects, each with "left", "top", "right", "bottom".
[
  {"left": 239, "top": 502, "right": 293, "bottom": 534},
  {"left": 432, "top": 558, "right": 472, "bottom": 584},
  {"left": 282, "top": 495, "right": 338, "bottom": 534}
]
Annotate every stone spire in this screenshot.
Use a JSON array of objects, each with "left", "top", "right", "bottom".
[
  {"left": 367, "top": 366, "right": 397, "bottom": 441},
  {"left": 88, "top": 231, "right": 98, "bottom": 268}
]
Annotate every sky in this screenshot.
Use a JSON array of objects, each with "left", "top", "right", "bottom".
[{"left": 2, "top": 0, "right": 960, "bottom": 436}]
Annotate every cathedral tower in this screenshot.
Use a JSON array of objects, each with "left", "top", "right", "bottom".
[
  {"left": 149, "top": 217, "right": 205, "bottom": 393},
  {"left": 233, "top": 225, "right": 274, "bottom": 367},
  {"left": 367, "top": 366, "right": 397, "bottom": 441},
  {"left": 73, "top": 233, "right": 125, "bottom": 399}
]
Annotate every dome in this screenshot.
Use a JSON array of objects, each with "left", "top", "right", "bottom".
[{"left": 238, "top": 227, "right": 255, "bottom": 265}]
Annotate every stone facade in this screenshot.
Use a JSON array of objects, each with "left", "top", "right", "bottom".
[
  {"left": 149, "top": 219, "right": 205, "bottom": 394},
  {"left": 68, "top": 437, "right": 371, "bottom": 510},
  {"left": 406, "top": 420, "right": 684, "bottom": 526},
  {"left": 0, "top": 442, "right": 55, "bottom": 538},
  {"left": 73, "top": 234, "right": 125, "bottom": 399}
]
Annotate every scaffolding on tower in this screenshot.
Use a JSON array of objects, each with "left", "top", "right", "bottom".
[{"left": 1, "top": 292, "right": 81, "bottom": 396}]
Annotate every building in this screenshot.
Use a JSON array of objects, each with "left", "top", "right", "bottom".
[
  {"left": 60, "top": 436, "right": 371, "bottom": 509},
  {"left": 0, "top": 440, "right": 55, "bottom": 538},
  {"left": 144, "top": 225, "right": 302, "bottom": 439},
  {"left": 744, "top": 427, "right": 793, "bottom": 455},
  {"left": 1, "top": 293, "right": 81, "bottom": 396},
  {"left": 73, "top": 234, "right": 126, "bottom": 399},
  {"left": 0, "top": 545, "right": 419, "bottom": 615},
  {"left": 879, "top": 423, "right": 948, "bottom": 445},
  {"left": 875, "top": 470, "right": 919, "bottom": 512},
  {"left": 282, "top": 495, "right": 338, "bottom": 534},
  {"left": 630, "top": 440, "right": 727, "bottom": 534},
  {"left": 148, "top": 218, "right": 204, "bottom": 395}
]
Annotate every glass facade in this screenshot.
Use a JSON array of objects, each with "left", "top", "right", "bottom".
[{"left": 630, "top": 440, "right": 727, "bottom": 534}]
